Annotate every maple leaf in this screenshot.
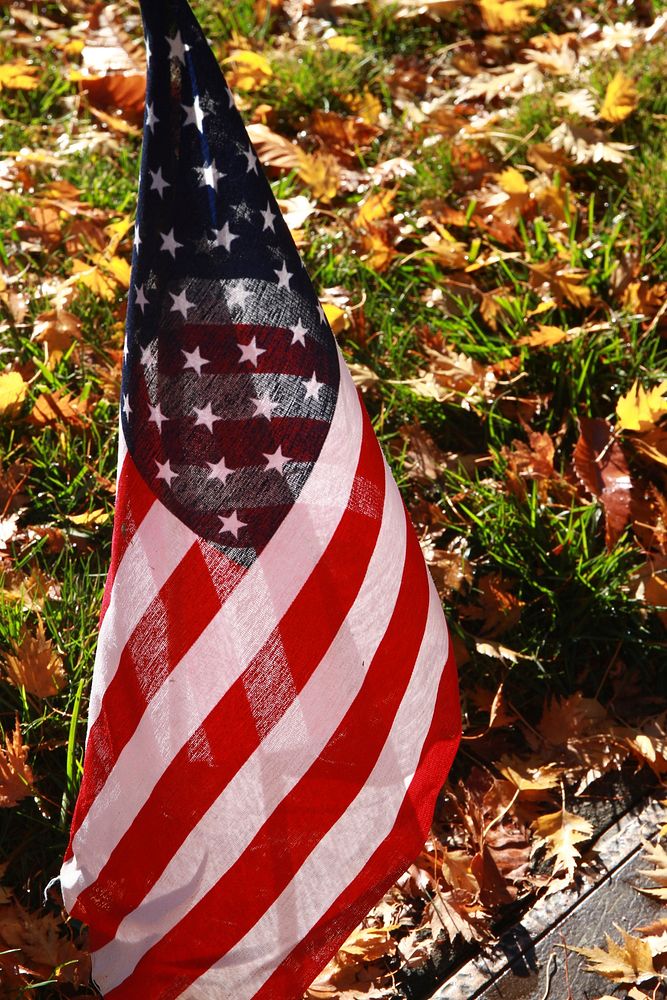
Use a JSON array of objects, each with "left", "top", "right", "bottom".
[
  {"left": 599, "top": 71, "right": 639, "bottom": 124},
  {"left": 516, "top": 324, "right": 570, "bottom": 347},
  {"left": 29, "top": 390, "right": 87, "bottom": 430},
  {"left": 529, "top": 259, "right": 591, "bottom": 307},
  {"left": 0, "top": 61, "right": 40, "bottom": 90},
  {"left": 573, "top": 418, "right": 634, "bottom": 548},
  {"left": 548, "top": 122, "right": 634, "bottom": 164},
  {"left": 0, "top": 719, "right": 34, "bottom": 807},
  {"left": 246, "top": 123, "right": 300, "bottom": 171},
  {"left": 616, "top": 380, "right": 667, "bottom": 433},
  {"left": 4, "top": 619, "right": 66, "bottom": 698},
  {"left": 531, "top": 808, "right": 593, "bottom": 884},
  {"left": 570, "top": 931, "right": 656, "bottom": 984},
  {"left": 296, "top": 149, "right": 341, "bottom": 204},
  {"left": 32, "top": 309, "right": 82, "bottom": 366}
]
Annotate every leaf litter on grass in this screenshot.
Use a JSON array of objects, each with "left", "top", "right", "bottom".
[{"left": 0, "top": 0, "right": 667, "bottom": 995}]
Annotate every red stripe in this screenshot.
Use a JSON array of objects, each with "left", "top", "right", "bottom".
[
  {"left": 80, "top": 410, "right": 385, "bottom": 953},
  {"left": 111, "top": 504, "right": 430, "bottom": 998},
  {"left": 99, "top": 452, "right": 156, "bottom": 625},
  {"left": 69, "top": 544, "right": 244, "bottom": 849},
  {"left": 258, "top": 640, "right": 460, "bottom": 1000}
]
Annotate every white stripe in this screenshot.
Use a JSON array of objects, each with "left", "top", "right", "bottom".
[
  {"left": 62, "top": 355, "right": 362, "bottom": 907},
  {"left": 90, "top": 456, "right": 406, "bottom": 992},
  {"left": 86, "top": 470, "right": 198, "bottom": 735},
  {"left": 184, "top": 581, "right": 449, "bottom": 999}
]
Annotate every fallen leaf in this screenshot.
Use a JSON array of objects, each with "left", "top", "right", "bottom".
[
  {"left": 478, "top": 0, "right": 547, "bottom": 32},
  {"left": 0, "top": 718, "right": 34, "bottom": 807},
  {"left": 616, "top": 380, "right": 667, "bottom": 433},
  {"left": 531, "top": 809, "right": 593, "bottom": 885},
  {"left": 530, "top": 260, "right": 591, "bottom": 307},
  {"left": 599, "top": 71, "right": 639, "bottom": 124},
  {"left": 516, "top": 324, "right": 570, "bottom": 347},
  {"left": 574, "top": 417, "right": 634, "bottom": 548},
  {"left": 570, "top": 931, "right": 655, "bottom": 984},
  {"left": 67, "top": 508, "right": 111, "bottom": 528},
  {"left": 32, "top": 310, "right": 82, "bottom": 365},
  {"left": 30, "top": 390, "right": 87, "bottom": 429},
  {"left": 0, "top": 61, "right": 40, "bottom": 90},
  {"left": 4, "top": 619, "right": 66, "bottom": 698},
  {"left": 354, "top": 189, "right": 397, "bottom": 230},
  {"left": 548, "top": 122, "right": 634, "bottom": 164},
  {"left": 246, "top": 123, "right": 300, "bottom": 171},
  {"left": 297, "top": 150, "right": 341, "bottom": 204},
  {"left": 0, "top": 372, "right": 29, "bottom": 417},
  {"left": 223, "top": 49, "right": 272, "bottom": 91}
]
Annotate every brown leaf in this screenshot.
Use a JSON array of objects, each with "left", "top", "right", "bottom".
[
  {"left": 516, "top": 324, "right": 570, "bottom": 347},
  {"left": 4, "top": 619, "right": 66, "bottom": 698},
  {"left": 637, "top": 840, "right": 667, "bottom": 900},
  {"left": 0, "top": 897, "right": 89, "bottom": 984},
  {"left": 246, "top": 123, "right": 300, "bottom": 171},
  {"left": 573, "top": 418, "right": 633, "bottom": 548},
  {"left": 32, "top": 310, "right": 82, "bottom": 365},
  {"left": 78, "top": 73, "right": 146, "bottom": 126},
  {"left": 459, "top": 572, "right": 524, "bottom": 636},
  {"left": 539, "top": 693, "right": 609, "bottom": 746},
  {"left": 310, "top": 110, "right": 381, "bottom": 164},
  {"left": 29, "top": 390, "right": 87, "bottom": 429},
  {"left": 529, "top": 259, "right": 591, "bottom": 307},
  {"left": 0, "top": 718, "right": 34, "bottom": 807}
]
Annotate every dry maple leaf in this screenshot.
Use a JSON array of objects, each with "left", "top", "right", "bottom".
[
  {"left": 548, "top": 122, "right": 634, "bottom": 164},
  {"left": 529, "top": 259, "right": 591, "bottom": 307},
  {"left": 531, "top": 808, "right": 593, "bottom": 884},
  {"left": 0, "top": 898, "right": 89, "bottom": 984},
  {"left": 599, "top": 71, "right": 639, "bottom": 124},
  {"left": 477, "top": 0, "right": 546, "bottom": 32},
  {"left": 296, "top": 149, "right": 341, "bottom": 204},
  {"left": 222, "top": 49, "right": 272, "bottom": 91},
  {"left": 637, "top": 840, "right": 667, "bottom": 900},
  {"left": 29, "top": 390, "right": 87, "bottom": 430},
  {"left": 616, "top": 380, "right": 667, "bottom": 433},
  {"left": 0, "top": 718, "right": 34, "bottom": 807},
  {"left": 4, "top": 619, "right": 66, "bottom": 698},
  {"left": 247, "top": 123, "right": 300, "bottom": 171},
  {"left": 570, "top": 931, "right": 656, "bottom": 984}
]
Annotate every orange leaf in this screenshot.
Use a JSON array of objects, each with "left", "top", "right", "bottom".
[
  {"left": 0, "top": 719, "right": 34, "bottom": 807},
  {"left": 4, "top": 620, "right": 66, "bottom": 699}
]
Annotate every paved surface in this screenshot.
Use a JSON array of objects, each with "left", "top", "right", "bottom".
[{"left": 430, "top": 799, "right": 665, "bottom": 1000}]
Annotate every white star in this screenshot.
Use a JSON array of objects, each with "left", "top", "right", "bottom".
[
  {"left": 182, "top": 96, "right": 207, "bottom": 131},
  {"left": 156, "top": 458, "right": 178, "bottom": 486},
  {"left": 140, "top": 344, "right": 155, "bottom": 367},
  {"left": 260, "top": 203, "right": 276, "bottom": 231},
  {"left": 123, "top": 337, "right": 129, "bottom": 361},
  {"left": 198, "top": 160, "right": 224, "bottom": 189},
  {"left": 122, "top": 394, "right": 132, "bottom": 419},
  {"left": 274, "top": 261, "right": 292, "bottom": 290},
  {"left": 237, "top": 337, "right": 265, "bottom": 367},
  {"left": 145, "top": 102, "right": 159, "bottom": 132},
  {"left": 145, "top": 36, "right": 151, "bottom": 63},
  {"left": 170, "top": 289, "right": 194, "bottom": 318},
  {"left": 160, "top": 228, "right": 183, "bottom": 258},
  {"left": 149, "top": 402, "right": 167, "bottom": 430},
  {"left": 227, "top": 284, "right": 249, "bottom": 309},
  {"left": 290, "top": 319, "right": 308, "bottom": 347},
  {"left": 149, "top": 166, "right": 170, "bottom": 198},
  {"left": 317, "top": 302, "right": 326, "bottom": 324},
  {"left": 212, "top": 222, "right": 238, "bottom": 252},
  {"left": 263, "top": 445, "right": 289, "bottom": 475},
  {"left": 242, "top": 146, "right": 258, "bottom": 173},
  {"left": 133, "top": 226, "right": 141, "bottom": 252},
  {"left": 251, "top": 394, "right": 275, "bottom": 419},
  {"left": 303, "top": 372, "right": 324, "bottom": 401},
  {"left": 219, "top": 510, "right": 246, "bottom": 539},
  {"left": 225, "top": 85, "right": 235, "bottom": 108},
  {"left": 207, "top": 456, "right": 231, "bottom": 485},
  {"left": 167, "top": 30, "right": 186, "bottom": 63},
  {"left": 182, "top": 346, "right": 207, "bottom": 375},
  {"left": 135, "top": 283, "right": 149, "bottom": 312},
  {"left": 193, "top": 402, "right": 220, "bottom": 432}
]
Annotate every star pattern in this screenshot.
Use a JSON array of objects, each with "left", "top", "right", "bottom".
[{"left": 122, "top": 16, "right": 341, "bottom": 558}]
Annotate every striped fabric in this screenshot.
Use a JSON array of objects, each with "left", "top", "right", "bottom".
[{"left": 60, "top": 1, "right": 461, "bottom": 996}]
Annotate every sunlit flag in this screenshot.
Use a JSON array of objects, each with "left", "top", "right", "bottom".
[{"left": 60, "top": 0, "right": 461, "bottom": 995}]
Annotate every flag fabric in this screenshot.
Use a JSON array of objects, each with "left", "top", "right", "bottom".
[{"left": 60, "top": 1, "right": 461, "bottom": 996}]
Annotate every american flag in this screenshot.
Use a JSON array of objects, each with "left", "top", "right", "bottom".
[{"left": 60, "top": 0, "right": 461, "bottom": 995}]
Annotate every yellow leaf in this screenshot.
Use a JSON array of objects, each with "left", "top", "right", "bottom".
[
  {"left": 497, "top": 167, "right": 529, "bottom": 195},
  {"left": 0, "top": 372, "right": 28, "bottom": 417},
  {"left": 0, "top": 61, "right": 40, "bottom": 91},
  {"left": 325, "top": 35, "right": 362, "bottom": 54},
  {"left": 223, "top": 49, "right": 272, "bottom": 91},
  {"left": 570, "top": 932, "right": 655, "bottom": 984},
  {"left": 531, "top": 808, "right": 593, "bottom": 882},
  {"left": 616, "top": 380, "right": 667, "bottom": 432},
  {"left": 599, "top": 71, "right": 639, "bottom": 124},
  {"left": 516, "top": 324, "right": 570, "bottom": 347},
  {"left": 343, "top": 89, "right": 383, "bottom": 125},
  {"left": 4, "top": 620, "right": 66, "bottom": 699},
  {"left": 354, "top": 189, "right": 397, "bottom": 229},
  {"left": 296, "top": 150, "right": 341, "bottom": 204},
  {"left": 478, "top": 0, "right": 547, "bottom": 32},
  {"left": 105, "top": 255, "right": 131, "bottom": 288},
  {"left": 67, "top": 508, "right": 111, "bottom": 528},
  {"left": 322, "top": 303, "right": 348, "bottom": 334}
]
